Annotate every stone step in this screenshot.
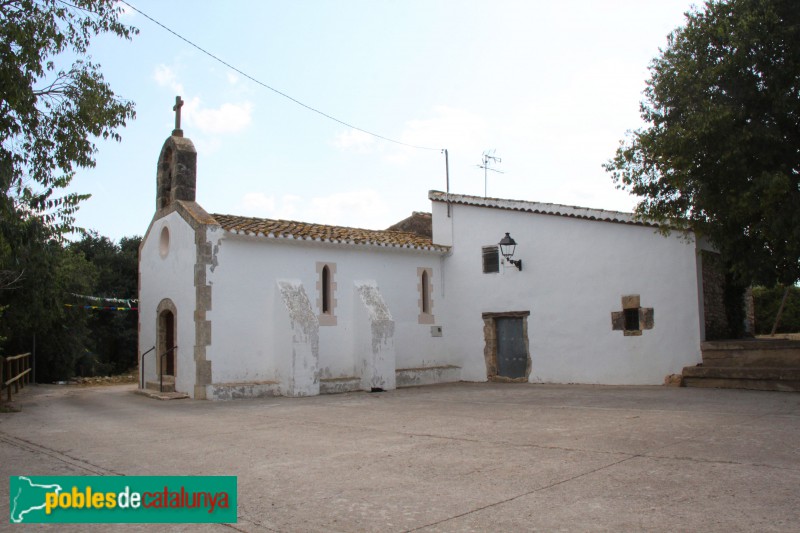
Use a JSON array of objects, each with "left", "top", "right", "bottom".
[
  {"left": 683, "top": 366, "right": 800, "bottom": 381},
  {"left": 701, "top": 340, "right": 800, "bottom": 368},
  {"left": 682, "top": 365, "right": 800, "bottom": 392},
  {"left": 702, "top": 351, "right": 800, "bottom": 368},
  {"left": 701, "top": 339, "right": 800, "bottom": 351},
  {"left": 135, "top": 388, "right": 189, "bottom": 400},
  {"left": 682, "top": 377, "right": 800, "bottom": 392},
  {"left": 145, "top": 376, "right": 175, "bottom": 393}
]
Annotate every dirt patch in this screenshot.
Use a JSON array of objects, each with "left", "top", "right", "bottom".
[{"left": 70, "top": 374, "right": 137, "bottom": 386}]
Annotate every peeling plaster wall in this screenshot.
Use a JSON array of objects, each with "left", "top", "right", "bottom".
[
  {"left": 204, "top": 235, "right": 450, "bottom": 390},
  {"left": 354, "top": 280, "right": 396, "bottom": 391},
  {"left": 139, "top": 211, "right": 198, "bottom": 397},
  {"left": 274, "top": 280, "right": 319, "bottom": 396},
  {"left": 437, "top": 202, "right": 703, "bottom": 385}
]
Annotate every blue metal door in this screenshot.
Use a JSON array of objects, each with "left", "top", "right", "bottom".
[{"left": 496, "top": 317, "right": 527, "bottom": 379}]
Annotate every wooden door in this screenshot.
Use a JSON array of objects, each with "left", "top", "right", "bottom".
[{"left": 496, "top": 317, "right": 527, "bottom": 379}]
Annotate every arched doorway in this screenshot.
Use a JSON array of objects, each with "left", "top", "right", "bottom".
[{"left": 157, "top": 299, "right": 177, "bottom": 377}]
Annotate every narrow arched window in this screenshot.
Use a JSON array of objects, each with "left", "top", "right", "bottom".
[
  {"left": 316, "top": 262, "right": 337, "bottom": 326},
  {"left": 421, "top": 270, "right": 430, "bottom": 314},
  {"left": 321, "top": 265, "right": 331, "bottom": 314},
  {"left": 417, "top": 267, "right": 434, "bottom": 324}
]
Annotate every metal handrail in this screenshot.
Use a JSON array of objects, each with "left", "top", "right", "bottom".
[
  {"left": 140, "top": 346, "right": 155, "bottom": 390},
  {"left": 159, "top": 346, "right": 178, "bottom": 393}
]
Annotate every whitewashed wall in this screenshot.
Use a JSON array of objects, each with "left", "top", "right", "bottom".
[
  {"left": 433, "top": 201, "right": 703, "bottom": 385},
  {"left": 139, "top": 212, "right": 198, "bottom": 397},
  {"left": 141, "top": 198, "right": 703, "bottom": 396},
  {"left": 204, "top": 233, "right": 450, "bottom": 387}
]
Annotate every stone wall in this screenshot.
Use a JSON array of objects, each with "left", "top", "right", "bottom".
[
  {"left": 744, "top": 287, "right": 755, "bottom": 336},
  {"left": 702, "top": 251, "right": 728, "bottom": 340},
  {"left": 702, "top": 251, "right": 754, "bottom": 339}
]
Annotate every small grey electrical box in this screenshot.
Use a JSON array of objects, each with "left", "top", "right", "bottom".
[{"left": 431, "top": 326, "right": 443, "bottom": 337}]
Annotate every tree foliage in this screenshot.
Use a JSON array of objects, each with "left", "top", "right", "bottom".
[
  {"left": 0, "top": 229, "right": 141, "bottom": 382},
  {"left": 0, "top": 1, "right": 138, "bottom": 380},
  {"left": 605, "top": 0, "right": 800, "bottom": 286},
  {"left": 753, "top": 285, "right": 800, "bottom": 334},
  {"left": 0, "top": 220, "right": 95, "bottom": 381},
  {"left": 68, "top": 233, "right": 140, "bottom": 376},
  {"left": 0, "top": 0, "right": 137, "bottom": 234}
]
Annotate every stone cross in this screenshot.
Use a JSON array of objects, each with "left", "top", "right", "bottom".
[{"left": 172, "top": 95, "right": 184, "bottom": 135}]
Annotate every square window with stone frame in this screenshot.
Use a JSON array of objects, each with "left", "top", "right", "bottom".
[{"left": 611, "top": 294, "right": 654, "bottom": 337}]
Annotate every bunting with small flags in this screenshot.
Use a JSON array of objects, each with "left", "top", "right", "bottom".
[
  {"left": 66, "top": 293, "right": 139, "bottom": 311},
  {"left": 64, "top": 304, "right": 138, "bottom": 312}
]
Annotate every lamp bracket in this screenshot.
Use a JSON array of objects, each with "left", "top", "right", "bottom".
[{"left": 506, "top": 258, "right": 522, "bottom": 271}]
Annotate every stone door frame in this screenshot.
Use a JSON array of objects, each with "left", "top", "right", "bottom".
[
  {"left": 482, "top": 311, "right": 531, "bottom": 383},
  {"left": 157, "top": 298, "right": 177, "bottom": 377}
]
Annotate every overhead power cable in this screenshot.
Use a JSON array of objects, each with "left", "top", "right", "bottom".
[{"left": 118, "top": 0, "right": 442, "bottom": 152}]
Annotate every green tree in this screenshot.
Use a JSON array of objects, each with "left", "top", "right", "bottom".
[
  {"left": 68, "top": 233, "right": 140, "bottom": 375},
  {"left": 0, "top": 1, "right": 136, "bottom": 377},
  {"left": 0, "top": 0, "right": 137, "bottom": 234},
  {"left": 605, "top": 0, "right": 800, "bottom": 286},
  {"left": 753, "top": 285, "right": 800, "bottom": 334},
  {"left": 0, "top": 229, "right": 140, "bottom": 381},
  {"left": 0, "top": 220, "right": 97, "bottom": 381}
]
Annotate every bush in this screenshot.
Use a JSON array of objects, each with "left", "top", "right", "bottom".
[{"left": 753, "top": 286, "right": 800, "bottom": 334}]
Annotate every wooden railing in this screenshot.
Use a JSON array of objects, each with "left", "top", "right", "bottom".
[{"left": 1, "top": 352, "right": 31, "bottom": 402}]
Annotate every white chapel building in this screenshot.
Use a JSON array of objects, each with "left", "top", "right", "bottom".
[{"left": 139, "top": 125, "right": 712, "bottom": 400}]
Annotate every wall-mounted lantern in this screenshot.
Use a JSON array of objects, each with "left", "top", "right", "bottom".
[{"left": 498, "top": 232, "right": 522, "bottom": 271}]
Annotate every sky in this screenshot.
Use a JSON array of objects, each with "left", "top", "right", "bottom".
[{"left": 65, "top": 0, "right": 700, "bottom": 242}]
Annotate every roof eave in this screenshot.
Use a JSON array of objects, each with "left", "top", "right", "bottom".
[
  {"left": 221, "top": 228, "right": 450, "bottom": 253},
  {"left": 428, "top": 190, "right": 661, "bottom": 228}
]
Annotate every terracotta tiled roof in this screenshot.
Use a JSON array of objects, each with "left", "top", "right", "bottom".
[
  {"left": 211, "top": 214, "right": 448, "bottom": 252},
  {"left": 429, "top": 190, "right": 661, "bottom": 227},
  {"left": 386, "top": 211, "right": 432, "bottom": 238}
]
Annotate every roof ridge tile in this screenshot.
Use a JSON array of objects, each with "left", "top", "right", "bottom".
[{"left": 210, "top": 213, "right": 448, "bottom": 252}]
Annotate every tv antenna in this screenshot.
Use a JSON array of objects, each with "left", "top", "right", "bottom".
[{"left": 477, "top": 150, "right": 503, "bottom": 198}]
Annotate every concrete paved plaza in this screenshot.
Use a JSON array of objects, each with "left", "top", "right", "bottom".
[{"left": 1, "top": 382, "right": 798, "bottom": 532}]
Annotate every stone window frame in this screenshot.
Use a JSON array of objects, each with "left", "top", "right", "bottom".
[
  {"left": 316, "top": 262, "right": 338, "bottom": 326},
  {"left": 611, "top": 294, "right": 654, "bottom": 336},
  {"left": 417, "top": 267, "right": 435, "bottom": 324},
  {"left": 482, "top": 245, "right": 500, "bottom": 273},
  {"left": 482, "top": 311, "right": 532, "bottom": 382}
]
